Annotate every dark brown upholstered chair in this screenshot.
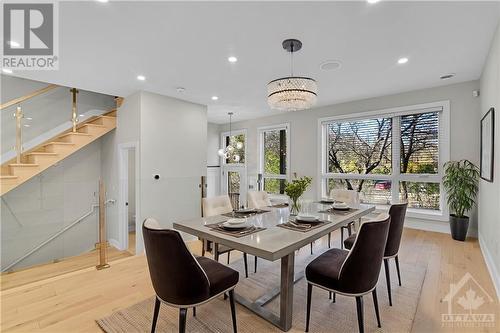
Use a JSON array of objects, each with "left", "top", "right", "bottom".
[
  {"left": 305, "top": 214, "right": 391, "bottom": 333},
  {"left": 143, "top": 219, "right": 239, "bottom": 333},
  {"left": 343, "top": 203, "right": 408, "bottom": 306}
]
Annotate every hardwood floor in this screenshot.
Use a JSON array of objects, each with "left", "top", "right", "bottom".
[{"left": 1, "top": 228, "right": 498, "bottom": 332}]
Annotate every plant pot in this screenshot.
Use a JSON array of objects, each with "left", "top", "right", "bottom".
[{"left": 449, "top": 215, "right": 469, "bottom": 241}]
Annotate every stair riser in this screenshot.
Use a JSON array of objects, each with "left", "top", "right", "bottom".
[
  {"left": 9, "top": 166, "right": 39, "bottom": 179},
  {"left": 94, "top": 117, "right": 116, "bottom": 127},
  {"left": 58, "top": 134, "right": 92, "bottom": 145},
  {"left": 79, "top": 126, "right": 106, "bottom": 136},
  {"left": 27, "top": 155, "right": 59, "bottom": 165},
  {"left": 0, "top": 182, "right": 17, "bottom": 194},
  {"left": 44, "top": 144, "right": 75, "bottom": 155}
]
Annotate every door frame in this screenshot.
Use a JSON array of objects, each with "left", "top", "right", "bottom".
[{"left": 118, "top": 141, "right": 140, "bottom": 253}]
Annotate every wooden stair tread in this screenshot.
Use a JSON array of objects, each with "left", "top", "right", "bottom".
[
  {"left": 9, "top": 163, "right": 39, "bottom": 167},
  {"left": 45, "top": 141, "right": 75, "bottom": 145},
  {"left": 0, "top": 175, "right": 18, "bottom": 179},
  {"left": 81, "top": 123, "right": 106, "bottom": 128},
  {"left": 28, "top": 152, "right": 58, "bottom": 155},
  {"left": 59, "top": 132, "right": 92, "bottom": 137},
  {"left": 99, "top": 115, "right": 116, "bottom": 119}
]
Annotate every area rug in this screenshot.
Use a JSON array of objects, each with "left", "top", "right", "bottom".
[{"left": 97, "top": 248, "right": 426, "bottom": 333}]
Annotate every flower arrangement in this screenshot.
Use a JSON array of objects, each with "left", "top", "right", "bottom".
[{"left": 284, "top": 176, "right": 312, "bottom": 215}]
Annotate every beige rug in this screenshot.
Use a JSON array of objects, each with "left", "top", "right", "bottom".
[{"left": 97, "top": 247, "right": 426, "bottom": 333}]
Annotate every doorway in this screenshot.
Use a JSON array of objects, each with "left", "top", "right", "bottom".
[
  {"left": 119, "top": 142, "right": 139, "bottom": 255},
  {"left": 222, "top": 167, "right": 247, "bottom": 209}
]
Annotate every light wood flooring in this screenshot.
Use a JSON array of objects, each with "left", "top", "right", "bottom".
[{"left": 1, "top": 228, "right": 498, "bottom": 332}]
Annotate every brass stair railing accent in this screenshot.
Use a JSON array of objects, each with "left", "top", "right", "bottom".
[
  {"left": 70, "top": 88, "right": 79, "bottom": 132},
  {"left": 1, "top": 84, "right": 59, "bottom": 164}
]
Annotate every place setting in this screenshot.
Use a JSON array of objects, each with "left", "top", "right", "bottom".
[
  {"left": 222, "top": 207, "right": 270, "bottom": 218},
  {"left": 205, "top": 217, "right": 266, "bottom": 238},
  {"left": 319, "top": 200, "right": 359, "bottom": 215},
  {"left": 278, "top": 212, "right": 331, "bottom": 232}
]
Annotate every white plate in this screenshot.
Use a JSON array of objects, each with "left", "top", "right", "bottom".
[
  {"left": 236, "top": 208, "right": 257, "bottom": 213},
  {"left": 227, "top": 218, "right": 247, "bottom": 225},
  {"left": 296, "top": 214, "right": 319, "bottom": 222},
  {"left": 321, "top": 198, "right": 335, "bottom": 203},
  {"left": 222, "top": 221, "right": 250, "bottom": 229},
  {"left": 332, "top": 202, "right": 350, "bottom": 210}
]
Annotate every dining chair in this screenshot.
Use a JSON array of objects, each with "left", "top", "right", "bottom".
[
  {"left": 343, "top": 203, "right": 408, "bottom": 306},
  {"left": 305, "top": 213, "right": 391, "bottom": 333},
  {"left": 247, "top": 190, "right": 272, "bottom": 209},
  {"left": 328, "top": 189, "right": 360, "bottom": 249},
  {"left": 202, "top": 195, "right": 255, "bottom": 277},
  {"left": 143, "top": 218, "right": 239, "bottom": 333}
]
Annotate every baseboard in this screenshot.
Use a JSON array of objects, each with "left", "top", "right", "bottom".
[
  {"left": 478, "top": 232, "right": 500, "bottom": 300},
  {"left": 108, "top": 238, "right": 122, "bottom": 250},
  {"left": 404, "top": 217, "right": 478, "bottom": 237}
]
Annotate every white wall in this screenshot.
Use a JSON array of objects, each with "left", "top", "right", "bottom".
[
  {"left": 218, "top": 80, "right": 481, "bottom": 234},
  {"left": 479, "top": 22, "right": 500, "bottom": 297},
  {"left": 207, "top": 122, "right": 221, "bottom": 167},
  {"left": 102, "top": 91, "right": 208, "bottom": 254}
]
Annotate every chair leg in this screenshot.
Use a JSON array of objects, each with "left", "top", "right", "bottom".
[
  {"left": 254, "top": 256, "right": 258, "bottom": 273},
  {"left": 310, "top": 242, "right": 313, "bottom": 255},
  {"left": 383, "top": 258, "right": 393, "bottom": 306},
  {"left": 395, "top": 255, "right": 402, "bottom": 286},
  {"left": 243, "top": 252, "right": 249, "bottom": 278},
  {"left": 227, "top": 251, "right": 231, "bottom": 265},
  {"left": 328, "top": 232, "right": 331, "bottom": 248},
  {"left": 214, "top": 243, "right": 219, "bottom": 261},
  {"left": 305, "top": 283, "right": 313, "bottom": 332},
  {"left": 192, "top": 307, "right": 196, "bottom": 317},
  {"left": 229, "top": 289, "right": 238, "bottom": 333},
  {"left": 347, "top": 223, "right": 353, "bottom": 236},
  {"left": 355, "top": 296, "right": 364, "bottom": 333},
  {"left": 332, "top": 292, "right": 336, "bottom": 303},
  {"left": 329, "top": 291, "right": 332, "bottom": 299},
  {"left": 201, "top": 239, "right": 205, "bottom": 257},
  {"left": 372, "top": 288, "right": 381, "bottom": 328},
  {"left": 340, "top": 227, "right": 344, "bottom": 249},
  {"left": 151, "top": 297, "right": 161, "bottom": 333},
  {"left": 179, "top": 308, "right": 187, "bottom": 333}
]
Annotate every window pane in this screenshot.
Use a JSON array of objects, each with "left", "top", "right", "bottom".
[
  {"left": 399, "top": 181, "right": 440, "bottom": 210},
  {"left": 327, "top": 118, "right": 392, "bottom": 175},
  {"left": 264, "top": 129, "right": 286, "bottom": 175},
  {"left": 227, "top": 171, "right": 240, "bottom": 194},
  {"left": 264, "top": 178, "right": 286, "bottom": 194},
  {"left": 225, "top": 134, "right": 245, "bottom": 164},
  {"left": 400, "top": 112, "right": 439, "bottom": 174},
  {"left": 327, "top": 178, "right": 392, "bottom": 205}
]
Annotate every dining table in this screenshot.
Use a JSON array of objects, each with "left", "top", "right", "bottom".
[{"left": 173, "top": 202, "right": 375, "bottom": 332}]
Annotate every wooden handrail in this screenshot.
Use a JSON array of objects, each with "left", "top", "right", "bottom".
[{"left": 0, "top": 84, "right": 58, "bottom": 110}]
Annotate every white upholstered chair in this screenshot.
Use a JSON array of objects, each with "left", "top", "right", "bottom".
[
  {"left": 202, "top": 195, "right": 254, "bottom": 277},
  {"left": 247, "top": 191, "right": 272, "bottom": 209},
  {"left": 328, "top": 189, "right": 361, "bottom": 249}
]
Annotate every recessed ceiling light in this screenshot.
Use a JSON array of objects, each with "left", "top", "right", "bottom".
[
  {"left": 8, "top": 40, "right": 20, "bottom": 47},
  {"left": 440, "top": 73, "right": 456, "bottom": 80},
  {"left": 25, "top": 117, "right": 33, "bottom": 120},
  {"left": 228, "top": 56, "right": 238, "bottom": 63},
  {"left": 176, "top": 87, "right": 186, "bottom": 93},
  {"left": 96, "top": 0, "right": 109, "bottom": 3},
  {"left": 320, "top": 60, "right": 342, "bottom": 71},
  {"left": 2, "top": 68, "right": 13, "bottom": 74},
  {"left": 24, "top": 124, "right": 30, "bottom": 127},
  {"left": 79, "top": 114, "right": 85, "bottom": 117},
  {"left": 397, "top": 57, "right": 409, "bottom": 64},
  {"left": 367, "top": 0, "right": 380, "bottom": 3},
  {"left": 211, "top": 96, "right": 219, "bottom": 101},
  {"left": 137, "top": 75, "right": 146, "bottom": 81}
]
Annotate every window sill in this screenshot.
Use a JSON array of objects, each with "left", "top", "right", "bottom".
[{"left": 372, "top": 204, "right": 448, "bottom": 222}]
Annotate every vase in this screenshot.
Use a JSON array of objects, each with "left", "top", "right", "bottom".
[
  {"left": 290, "top": 198, "right": 301, "bottom": 215},
  {"left": 449, "top": 214, "right": 469, "bottom": 241}
]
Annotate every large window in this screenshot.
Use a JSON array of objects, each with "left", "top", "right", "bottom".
[
  {"left": 259, "top": 124, "right": 289, "bottom": 194},
  {"left": 320, "top": 102, "right": 449, "bottom": 217}
]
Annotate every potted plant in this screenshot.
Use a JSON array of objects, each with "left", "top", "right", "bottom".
[
  {"left": 284, "top": 176, "right": 312, "bottom": 215},
  {"left": 442, "top": 160, "right": 480, "bottom": 241}
]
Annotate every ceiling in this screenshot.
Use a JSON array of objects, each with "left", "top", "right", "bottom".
[{"left": 8, "top": 1, "right": 500, "bottom": 123}]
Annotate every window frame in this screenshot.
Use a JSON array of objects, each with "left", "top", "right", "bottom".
[
  {"left": 220, "top": 129, "right": 247, "bottom": 167},
  {"left": 318, "top": 101, "right": 450, "bottom": 221},
  {"left": 258, "top": 123, "right": 290, "bottom": 194}
]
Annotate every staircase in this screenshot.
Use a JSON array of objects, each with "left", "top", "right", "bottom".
[{"left": 0, "top": 108, "right": 119, "bottom": 196}]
